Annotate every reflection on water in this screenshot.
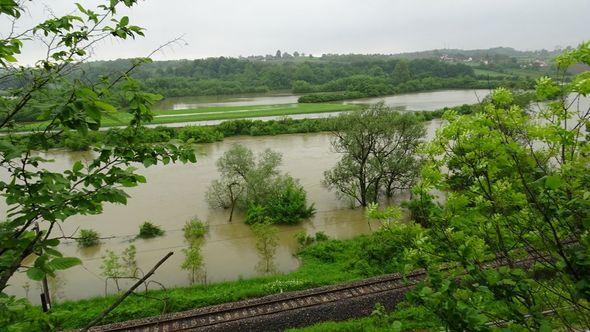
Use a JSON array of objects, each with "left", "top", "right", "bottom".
[{"left": 3, "top": 120, "right": 443, "bottom": 303}]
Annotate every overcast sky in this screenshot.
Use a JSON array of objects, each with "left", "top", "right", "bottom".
[{"left": 7, "top": 0, "right": 590, "bottom": 64}]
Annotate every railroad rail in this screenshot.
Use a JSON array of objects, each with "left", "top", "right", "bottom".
[{"left": 90, "top": 254, "right": 544, "bottom": 332}]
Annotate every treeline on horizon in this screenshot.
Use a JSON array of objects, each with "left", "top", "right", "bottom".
[
  {"left": 1, "top": 57, "right": 536, "bottom": 98},
  {"left": 0, "top": 49, "right": 558, "bottom": 122},
  {"left": 74, "top": 56, "right": 536, "bottom": 98},
  {"left": 0, "top": 47, "right": 566, "bottom": 102}
]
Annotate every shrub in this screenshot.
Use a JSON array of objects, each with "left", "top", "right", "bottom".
[
  {"left": 245, "top": 177, "right": 315, "bottom": 225},
  {"left": 178, "top": 126, "right": 224, "bottom": 143},
  {"left": 295, "top": 231, "right": 315, "bottom": 249},
  {"left": 76, "top": 229, "right": 100, "bottom": 248},
  {"left": 183, "top": 219, "right": 207, "bottom": 242},
  {"left": 298, "top": 91, "right": 365, "bottom": 103},
  {"left": 0, "top": 293, "right": 51, "bottom": 331},
  {"left": 314, "top": 232, "right": 329, "bottom": 242},
  {"left": 137, "top": 221, "right": 165, "bottom": 239},
  {"left": 251, "top": 220, "right": 279, "bottom": 273},
  {"left": 295, "top": 231, "right": 330, "bottom": 251}
]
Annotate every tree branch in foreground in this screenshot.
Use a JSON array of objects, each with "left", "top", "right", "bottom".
[{"left": 82, "top": 251, "right": 174, "bottom": 331}]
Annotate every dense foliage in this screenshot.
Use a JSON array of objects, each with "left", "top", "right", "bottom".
[
  {"left": 76, "top": 229, "right": 101, "bottom": 248},
  {"left": 137, "top": 222, "right": 165, "bottom": 239},
  {"left": 302, "top": 41, "right": 590, "bottom": 331},
  {"left": 0, "top": 48, "right": 539, "bottom": 108},
  {"left": 206, "top": 145, "right": 315, "bottom": 225},
  {"left": 30, "top": 57, "right": 477, "bottom": 98}
]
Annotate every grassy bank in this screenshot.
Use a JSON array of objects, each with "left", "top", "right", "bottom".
[
  {"left": 11, "top": 103, "right": 362, "bottom": 132},
  {"left": 5, "top": 103, "right": 481, "bottom": 152},
  {"left": 50, "top": 228, "right": 417, "bottom": 330}
]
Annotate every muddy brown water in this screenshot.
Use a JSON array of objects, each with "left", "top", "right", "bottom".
[{"left": 3, "top": 120, "right": 442, "bottom": 303}]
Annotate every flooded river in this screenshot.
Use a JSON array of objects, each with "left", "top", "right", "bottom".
[
  {"left": 155, "top": 89, "right": 491, "bottom": 112},
  {"left": 4, "top": 120, "right": 442, "bottom": 303},
  {"left": 346, "top": 89, "right": 490, "bottom": 110}
]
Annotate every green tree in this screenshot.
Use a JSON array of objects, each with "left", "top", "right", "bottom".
[
  {"left": 206, "top": 144, "right": 254, "bottom": 221},
  {"left": 100, "top": 250, "right": 124, "bottom": 292},
  {"left": 181, "top": 219, "right": 207, "bottom": 284},
  {"left": 324, "top": 102, "right": 425, "bottom": 206},
  {"left": 207, "top": 145, "right": 314, "bottom": 224},
  {"left": 251, "top": 220, "right": 279, "bottom": 274},
  {"left": 181, "top": 246, "right": 204, "bottom": 285},
  {"left": 392, "top": 60, "right": 411, "bottom": 84},
  {"left": 400, "top": 42, "right": 590, "bottom": 330},
  {"left": 0, "top": 1, "right": 196, "bottom": 319}
]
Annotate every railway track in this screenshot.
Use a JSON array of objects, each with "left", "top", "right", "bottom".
[{"left": 90, "top": 255, "right": 544, "bottom": 332}]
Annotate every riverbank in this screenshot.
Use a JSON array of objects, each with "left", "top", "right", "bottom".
[
  {"left": 7, "top": 103, "right": 362, "bottom": 132},
  {"left": 4, "top": 103, "right": 463, "bottom": 151},
  {"left": 50, "top": 228, "right": 416, "bottom": 330}
]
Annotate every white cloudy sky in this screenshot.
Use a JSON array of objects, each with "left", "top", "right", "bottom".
[{"left": 6, "top": 0, "right": 590, "bottom": 64}]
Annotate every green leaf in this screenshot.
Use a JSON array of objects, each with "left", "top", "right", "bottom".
[
  {"left": 94, "top": 101, "right": 117, "bottom": 113},
  {"left": 48, "top": 257, "right": 82, "bottom": 270},
  {"left": 44, "top": 238, "right": 60, "bottom": 246},
  {"left": 120, "top": 16, "right": 129, "bottom": 26},
  {"left": 26, "top": 267, "right": 45, "bottom": 281},
  {"left": 44, "top": 247, "right": 63, "bottom": 257},
  {"left": 72, "top": 161, "right": 84, "bottom": 173},
  {"left": 545, "top": 175, "right": 562, "bottom": 190},
  {"left": 142, "top": 158, "right": 156, "bottom": 168},
  {"left": 3, "top": 54, "right": 17, "bottom": 62}
]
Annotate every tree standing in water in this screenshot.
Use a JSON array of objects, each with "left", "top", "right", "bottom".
[{"left": 251, "top": 220, "right": 279, "bottom": 274}]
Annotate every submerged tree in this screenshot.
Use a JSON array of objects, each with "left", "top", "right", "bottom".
[
  {"left": 100, "top": 245, "right": 139, "bottom": 293},
  {"left": 206, "top": 145, "right": 314, "bottom": 224},
  {"left": 324, "top": 102, "right": 425, "bottom": 206},
  {"left": 251, "top": 220, "right": 279, "bottom": 274},
  {"left": 205, "top": 144, "right": 255, "bottom": 221},
  {"left": 0, "top": 1, "right": 196, "bottom": 328},
  {"left": 181, "top": 219, "right": 207, "bottom": 284}
]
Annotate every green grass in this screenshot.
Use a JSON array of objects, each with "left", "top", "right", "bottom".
[{"left": 12, "top": 103, "right": 362, "bottom": 132}]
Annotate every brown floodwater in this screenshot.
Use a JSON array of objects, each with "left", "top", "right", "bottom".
[{"left": 3, "top": 119, "right": 442, "bottom": 303}]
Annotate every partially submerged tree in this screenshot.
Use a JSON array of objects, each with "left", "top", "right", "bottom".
[
  {"left": 206, "top": 144, "right": 314, "bottom": 224},
  {"left": 205, "top": 144, "right": 255, "bottom": 221},
  {"left": 0, "top": 1, "right": 196, "bottom": 326},
  {"left": 324, "top": 102, "right": 425, "bottom": 206},
  {"left": 181, "top": 218, "right": 207, "bottom": 284},
  {"left": 251, "top": 220, "right": 279, "bottom": 274}
]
